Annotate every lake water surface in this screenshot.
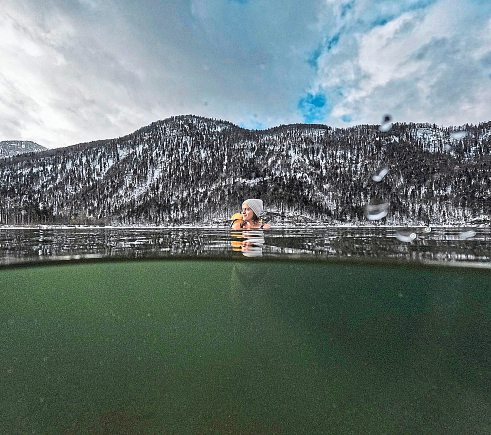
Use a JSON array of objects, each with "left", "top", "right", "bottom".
[
  {"left": 0, "top": 225, "right": 490, "bottom": 265},
  {"left": 1, "top": 226, "right": 490, "bottom": 433}
]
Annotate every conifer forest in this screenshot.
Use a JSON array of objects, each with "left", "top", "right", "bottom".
[{"left": 0, "top": 115, "right": 489, "bottom": 226}]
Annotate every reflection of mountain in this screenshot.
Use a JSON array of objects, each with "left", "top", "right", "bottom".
[
  {"left": 0, "top": 141, "right": 46, "bottom": 159},
  {"left": 0, "top": 115, "right": 489, "bottom": 225}
]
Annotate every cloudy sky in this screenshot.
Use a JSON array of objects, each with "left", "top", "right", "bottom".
[{"left": 1, "top": 0, "right": 491, "bottom": 148}]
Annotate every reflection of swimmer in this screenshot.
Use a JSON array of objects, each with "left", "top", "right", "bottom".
[
  {"left": 231, "top": 199, "right": 271, "bottom": 230},
  {"left": 241, "top": 238, "right": 264, "bottom": 257},
  {"left": 229, "top": 256, "right": 273, "bottom": 303},
  {"left": 230, "top": 231, "right": 265, "bottom": 257}
]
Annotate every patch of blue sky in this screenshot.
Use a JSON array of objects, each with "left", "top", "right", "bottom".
[
  {"left": 341, "top": 114, "right": 353, "bottom": 123},
  {"left": 481, "top": 51, "right": 491, "bottom": 79},
  {"left": 479, "top": 51, "right": 491, "bottom": 67},
  {"left": 330, "top": 86, "right": 346, "bottom": 99},
  {"left": 467, "top": 0, "right": 491, "bottom": 15},
  {"left": 405, "top": 0, "right": 437, "bottom": 13},
  {"left": 326, "top": 32, "right": 340, "bottom": 51},
  {"left": 340, "top": 0, "right": 355, "bottom": 18},
  {"left": 297, "top": 92, "right": 331, "bottom": 124},
  {"left": 469, "top": 0, "right": 491, "bottom": 6},
  {"left": 366, "top": 0, "right": 437, "bottom": 29},
  {"left": 239, "top": 119, "right": 266, "bottom": 131},
  {"left": 370, "top": 15, "right": 396, "bottom": 27},
  {"left": 228, "top": 0, "right": 249, "bottom": 4},
  {"left": 308, "top": 45, "right": 323, "bottom": 68},
  {"left": 308, "top": 32, "right": 341, "bottom": 68}
]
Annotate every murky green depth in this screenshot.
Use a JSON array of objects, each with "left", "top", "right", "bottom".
[{"left": 1, "top": 260, "right": 490, "bottom": 433}]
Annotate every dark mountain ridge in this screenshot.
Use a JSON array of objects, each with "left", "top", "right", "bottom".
[{"left": 0, "top": 115, "right": 489, "bottom": 226}]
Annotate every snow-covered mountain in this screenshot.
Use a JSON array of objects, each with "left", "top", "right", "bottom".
[
  {"left": 0, "top": 115, "right": 489, "bottom": 226},
  {"left": 0, "top": 141, "right": 46, "bottom": 158}
]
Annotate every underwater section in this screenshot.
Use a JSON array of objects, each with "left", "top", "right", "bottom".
[{"left": 1, "top": 259, "right": 490, "bottom": 433}]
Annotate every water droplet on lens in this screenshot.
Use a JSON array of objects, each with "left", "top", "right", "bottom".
[
  {"left": 379, "top": 114, "right": 392, "bottom": 132},
  {"left": 395, "top": 231, "right": 417, "bottom": 243},
  {"left": 458, "top": 230, "right": 476, "bottom": 240},
  {"left": 365, "top": 202, "right": 389, "bottom": 220},
  {"left": 372, "top": 167, "right": 389, "bottom": 182},
  {"left": 379, "top": 123, "right": 392, "bottom": 133},
  {"left": 450, "top": 131, "right": 468, "bottom": 140}
]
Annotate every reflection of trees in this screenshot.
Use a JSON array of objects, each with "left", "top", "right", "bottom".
[
  {"left": 1, "top": 228, "right": 489, "bottom": 265},
  {"left": 264, "top": 229, "right": 490, "bottom": 263}
]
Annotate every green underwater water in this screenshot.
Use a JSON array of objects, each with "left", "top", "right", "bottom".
[{"left": 1, "top": 259, "right": 490, "bottom": 434}]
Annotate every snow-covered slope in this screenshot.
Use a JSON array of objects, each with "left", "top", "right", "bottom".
[
  {"left": 0, "top": 116, "right": 489, "bottom": 225},
  {"left": 0, "top": 141, "right": 47, "bottom": 158}
]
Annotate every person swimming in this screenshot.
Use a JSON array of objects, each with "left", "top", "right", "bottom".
[
  {"left": 231, "top": 199, "right": 271, "bottom": 230},
  {"left": 230, "top": 212, "right": 243, "bottom": 228}
]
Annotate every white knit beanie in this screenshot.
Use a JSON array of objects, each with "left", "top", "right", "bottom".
[{"left": 244, "top": 199, "right": 263, "bottom": 218}]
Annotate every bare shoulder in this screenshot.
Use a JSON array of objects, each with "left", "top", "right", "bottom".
[{"left": 262, "top": 223, "right": 271, "bottom": 230}]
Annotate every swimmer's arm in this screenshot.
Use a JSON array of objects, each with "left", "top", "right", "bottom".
[{"left": 231, "top": 220, "right": 242, "bottom": 230}]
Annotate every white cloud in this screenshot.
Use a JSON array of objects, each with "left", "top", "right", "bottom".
[
  {"left": 0, "top": 0, "right": 328, "bottom": 148},
  {"left": 0, "top": 0, "right": 489, "bottom": 148},
  {"left": 0, "top": 1, "right": 155, "bottom": 147},
  {"left": 313, "top": 0, "right": 491, "bottom": 126}
]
